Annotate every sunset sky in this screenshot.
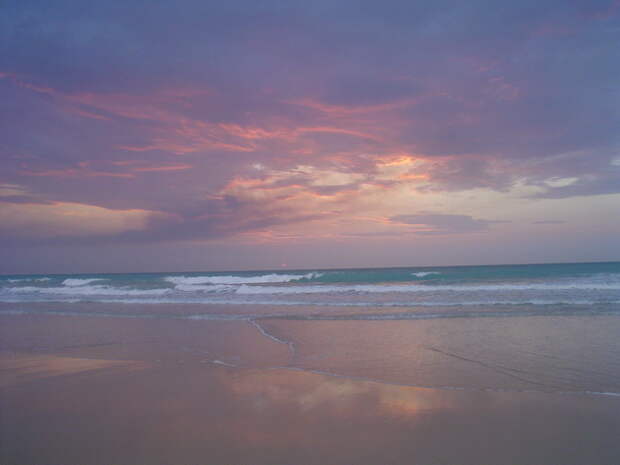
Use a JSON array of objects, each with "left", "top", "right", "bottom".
[{"left": 1, "top": 0, "right": 619, "bottom": 274}]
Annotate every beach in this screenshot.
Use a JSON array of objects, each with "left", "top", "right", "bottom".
[
  {"left": 2, "top": 302, "right": 620, "bottom": 465},
  {"left": 4, "top": 1, "right": 620, "bottom": 462}
]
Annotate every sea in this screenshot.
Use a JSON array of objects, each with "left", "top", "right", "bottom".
[
  {"left": 2, "top": 261, "right": 620, "bottom": 395},
  {"left": 2, "top": 261, "right": 619, "bottom": 313}
]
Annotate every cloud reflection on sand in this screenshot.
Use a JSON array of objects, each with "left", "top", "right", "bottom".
[{"left": 0, "top": 352, "right": 148, "bottom": 387}]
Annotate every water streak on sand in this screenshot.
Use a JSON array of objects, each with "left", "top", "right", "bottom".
[
  {"left": 265, "top": 366, "right": 620, "bottom": 398},
  {"left": 424, "top": 346, "right": 560, "bottom": 389},
  {"left": 249, "top": 319, "right": 296, "bottom": 362}
]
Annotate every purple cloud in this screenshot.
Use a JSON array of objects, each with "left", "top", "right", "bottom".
[{"left": 0, "top": 0, "right": 618, "bottom": 265}]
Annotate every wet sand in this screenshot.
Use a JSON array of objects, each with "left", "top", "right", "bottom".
[
  {"left": 2, "top": 312, "right": 620, "bottom": 465},
  {"left": 261, "top": 315, "right": 620, "bottom": 392}
]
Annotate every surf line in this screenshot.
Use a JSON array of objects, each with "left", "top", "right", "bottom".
[{"left": 249, "top": 318, "right": 296, "bottom": 363}]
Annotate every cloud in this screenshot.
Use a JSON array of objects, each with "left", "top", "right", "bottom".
[
  {"left": 0, "top": 0, "right": 618, "bottom": 255},
  {"left": 0, "top": 200, "right": 163, "bottom": 241},
  {"left": 389, "top": 214, "right": 509, "bottom": 235},
  {"left": 532, "top": 168, "right": 620, "bottom": 198},
  {"left": 0, "top": 190, "right": 323, "bottom": 246}
]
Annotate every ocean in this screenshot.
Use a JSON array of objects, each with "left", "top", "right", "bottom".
[
  {"left": 2, "top": 261, "right": 620, "bottom": 311},
  {"left": 2, "top": 261, "right": 620, "bottom": 396}
]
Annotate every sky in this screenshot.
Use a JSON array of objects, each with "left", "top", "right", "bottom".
[{"left": 1, "top": 0, "right": 619, "bottom": 274}]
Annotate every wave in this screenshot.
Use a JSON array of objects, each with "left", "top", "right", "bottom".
[
  {"left": 62, "top": 278, "right": 104, "bottom": 286},
  {"left": 7, "top": 277, "right": 51, "bottom": 283},
  {"left": 234, "top": 282, "right": 620, "bottom": 294},
  {"left": 5, "top": 280, "right": 620, "bottom": 298},
  {"left": 173, "top": 284, "right": 233, "bottom": 293},
  {"left": 2, "top": 306, "right": 620, "bottom": 322},
  {"left": 2, "top": 269, "right": 620, "bottom": 306},
  {"left": 2, "top": 291, "right": 618, "bottom": 307},
  {"left": 411, "top": 272, "right": 440, "bottom": 277},
  {"left": 5, "top": 285, "right": 171, "bottom": 296},
  {"left": 164, "top": 272, "right": 322, "bottom": 285},
  {"left": 584, "top": 391, "right": 620, "bottom": 397}
]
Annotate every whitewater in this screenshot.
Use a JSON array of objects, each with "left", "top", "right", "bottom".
[{"left": 1, "top": 262, "right": 620, "bottom": 312}]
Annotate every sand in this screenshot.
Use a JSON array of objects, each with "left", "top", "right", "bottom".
[{"left": 2, "top": 312, "right": 620, "bottom": 465}]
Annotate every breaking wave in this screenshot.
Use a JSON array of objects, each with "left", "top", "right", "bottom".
[
  {"left": 62, "top": 278, "right": 104, "bottom": 286},
  {"left": 1, "top": 263, "right": 619, "bottom": 307},
  {"left": 411, "top": 272, "right": 441, "bottom": 277},
  {"left": 8, "top": 277, "right": 51, "bottom": 283},
  {"left": 235, "top": 282, "right": 620, "bottom": 294},
  {"left": 6, "top": 285, "right": 171, "bottom": 296},
  {"left": 164, "top": 272, "right": 322, "bottom": 285}
]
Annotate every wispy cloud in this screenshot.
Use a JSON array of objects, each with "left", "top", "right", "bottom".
[{"left": 390, "top": 214, "right": 510, "bottom": 235}]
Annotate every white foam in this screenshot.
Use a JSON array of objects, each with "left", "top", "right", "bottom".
[
  {"left": 236, "top": 284, "right": 345, "bottom": 294},
  {"left": 233, "top": 282, "right": 620, "bottom": 294},
  {"left": 165, "top": 272, "right": 322, "bottom": 286},
  {"left": 211, "top": 360, "right": 236, "bottom": 367},
  {"left": 411, "top": 272, "right": 441, "bottom": 277},
  {"left": 585, "top": 391, "right": 620, "bottom": 397},
  {"left": 174, "top": 284, "right": 233, "bottom": 293},
  {"left": 62, "top": 278, "right": 103, "bottom": 286},
  {"left": 7, "top": 277, "right": 51, "bottom": 283},
  {"left": 2, "top": 289, "right": 619, "bottom": 307},
  {"left": 5, "top": 285, "right": 171, "bottom": 296}
]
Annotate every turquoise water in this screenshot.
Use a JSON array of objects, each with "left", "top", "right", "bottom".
[{"left": 1, "top": 261, "right": 619, "bottom": 309}]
